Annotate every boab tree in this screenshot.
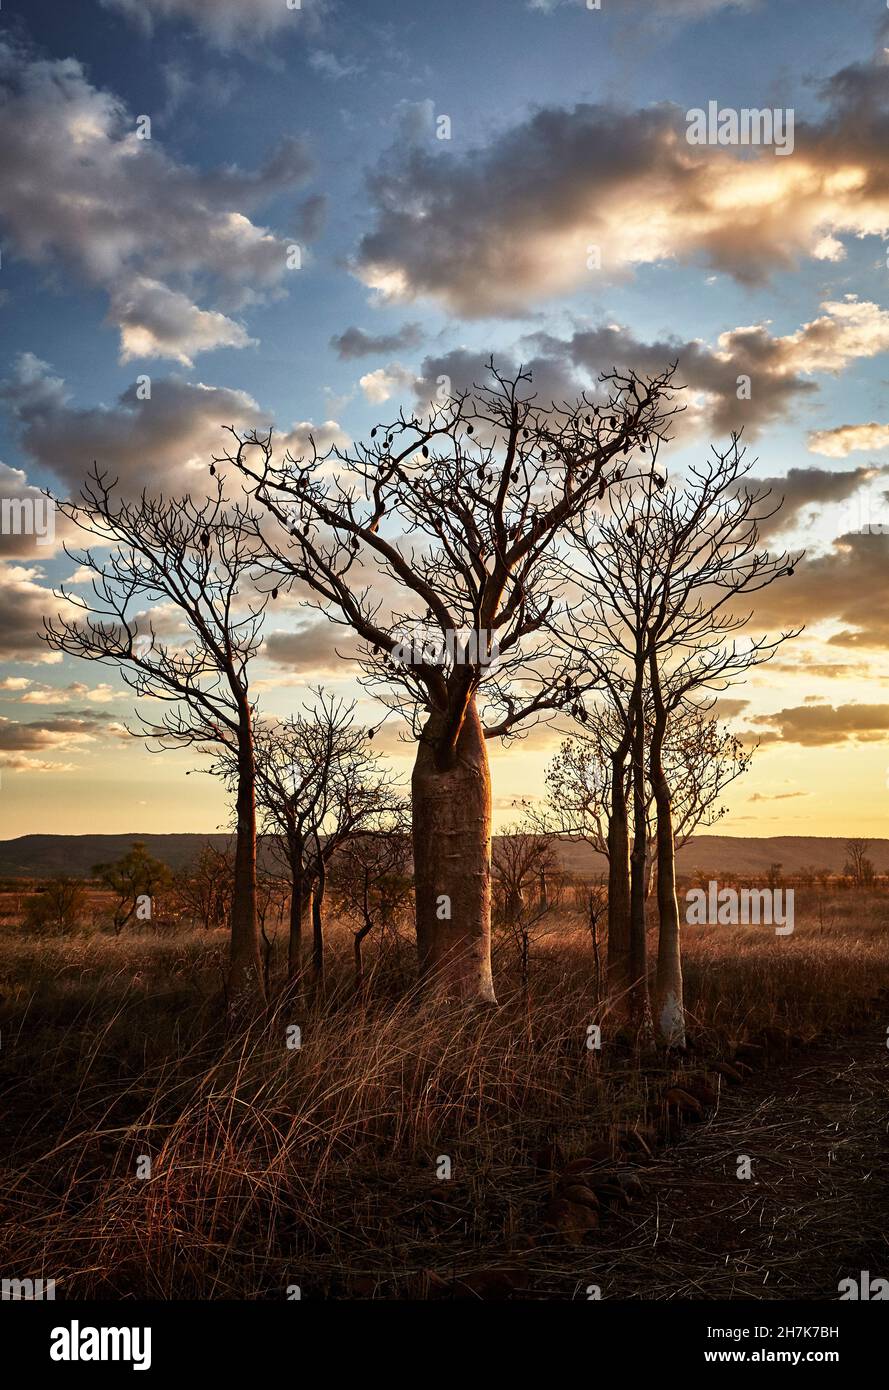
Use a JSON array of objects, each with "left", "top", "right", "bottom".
[
  {"left": 534, "top": 701, "right": 750, "bottom": 1007},
  {"left": 562, "top": 441, "right": 800, "bottom": 1046},
  {"left": 42, "top": 469, "right": 268, "bottom": 1006},
  {"left": 222, "top": 362, "right": 679, "bottom": 1003},
  {"left": 554, "top": 431, "right": 677, "bottom": 1030}
]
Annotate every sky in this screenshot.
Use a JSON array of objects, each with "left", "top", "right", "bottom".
[{"left": 2, "top": 0, "right": 889, "bottom": 840}]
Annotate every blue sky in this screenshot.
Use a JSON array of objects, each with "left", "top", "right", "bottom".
[
  {"left": 3, "top": 0, "right": 882, "bottom": 444},
  {"left": 3, "top": 0, "right": 889, "bottom": 838}
]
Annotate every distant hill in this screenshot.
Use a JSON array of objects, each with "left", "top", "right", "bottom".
[
  {"left": 0, "top": 834, "right": 236, "bottom": 879},
  {"left": 0, "top": 832, "right": 885, "bottom": 880},
  {"left": 556, "top": 835, "right": 889, "bottom": 877}
]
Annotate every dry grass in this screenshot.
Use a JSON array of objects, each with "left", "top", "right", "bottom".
[{"left": 0, "top": 885, "right": 887, "bottom": 1299}]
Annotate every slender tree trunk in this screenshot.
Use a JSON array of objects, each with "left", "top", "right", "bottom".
[
  {"left": 353, "top": 865, "right": 373, "bottom": 992},
  {"left": 588, "top": 890, "right": 602, "bottom": 1005},
  {"left": 412, "top": 697, "right": 496, "bottom": 1004},
  {"left": 354, "top": 923, "right": 372, "bottom": 990},
  {"left": 644, "top": 851, "right": 656, "bottom": 899},
  {"left": 607, "top": 746, "right": 632, "bottom": 1004},
  {"left": 650, "top": 663, "right": 685, "bottom": 1047},
  {"left": 312, "top": 834, "right": 326, "bottom": 990},
  {"left": 630, "top": 699, "right": 653, "bottom": 1039},
  {"left": 229, "top": 714, "right": 263, "bottom": 1004},
  {"left": 287, "top": 830, "right": 311, "bottom": 981},
  {"left": 287, "top": 875, "right": 312, "bottom": 981}
]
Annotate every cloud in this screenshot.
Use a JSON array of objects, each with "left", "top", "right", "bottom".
[
  {"left": 14, "top": 683, "right": 124, "bottom": 706},
  {"left": 0, "top": 753, "right": 77, "bottom": 773},
  {"left": 751, "top": 703, "right": 889, "bottom": 746},
  {"left": 712, "top": 698, "right": 750, "bottom": 719},
  {"left": 294, "top": 194, "right": 329, "bottom": 243},
  {"left": 282, "top": 420, "right": 351, "bottom": 454},
  {"left": 0, "top": 355, "right": 347, "bottom": 495},
  {"left": 391, "top": 99, "right": 437, "bottom": 145},
  {"left": 1, "top": 357, "right": 261, "bottom": 493},
  {"left": 157, "top": 60, "right": 243, "bottom": 125},
  {"left": 808, "top": 422, "right": 889, "bottom": 457},
  {"left": 109, "top": 278, "right": 256, "bottom": 367},
  {"left": 0, "top": 460, "right": 69, "bottom": 558},
  {"left": 410, "top": 297, "right": 889, "bottom": 440},
  {"left": 748, "top": 465, "right": 889, "bottom": 539},
  {"left": 0, "top": 711, "right": 112, "bottom": 750},
  {"left": 527, "top": 316, "right": 816, "bottom": 438},
  {"left": 770, "top": 657, "right": 870, "bottom": 679},
  {"left": 101, "top": 0, "right": 328, "bottom": 45},
  {"left": 749, "top": 531, "right": 889, "bottom": 649},
  {"left": 308, "top": 50, "right": 361, "bottom": 82},
  {"left": 359, "top": 363, "right": 417, "bottom": 404},
  {"left": 748, "top": 790, "right": 809, "bottom": 801},
  {"left": 413, "top": 348, "right": 577, "bottom": 419},
  {"left": 529, "top": 0, "right": 755, "bottom": 12},
  {"left": 331, "top": 322, "right": 425, "bottom": 360},
  {"left": 0, "top": 564, "right": 73, "bottom": 662},
  {"left": 353, "top": 49, "right": 889, "bottom": 315},
  {"left": 264, "top": 619, "right": 361, "bottom": 672},
  {"left": 0, "top": 41, "right": 313, "bottom": 362}
]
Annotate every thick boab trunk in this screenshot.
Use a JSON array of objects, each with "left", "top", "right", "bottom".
[{"left": 412, "top": 698, "right": 496, "bottom": 1004}]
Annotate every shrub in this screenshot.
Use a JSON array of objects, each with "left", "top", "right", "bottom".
[{"left": 23, "top": 876, "right": 87, "bottom": 934}]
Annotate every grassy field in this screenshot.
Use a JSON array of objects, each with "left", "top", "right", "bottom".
[{"left": 1, "top": 884, "right": 887, "bottom": 1299}]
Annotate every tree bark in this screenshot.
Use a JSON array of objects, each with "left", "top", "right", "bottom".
[
  {"left": 411, "top": 696, "right": 496, "bottom": 1004},
  {"left": 287, "top": 862, "right": 312, "bottom": 981},
  {"left": 650, "top": 661, "right": 685, "bottom": 1048},
  {"left": 229, "top": 714, "right": 263, "bottom": 1004},
  {"left": 353, "top": 864, "right": 374, "bottom": 992},
  {"left": 311, "top": 832, "right": 326, "bottom": 990},
  {"left": 629, "top": 699, "right": 653, "bottom": 1038},
  {"left": 607, "top": 746, "right": 633, "bottom": 1004},
  {"left": 286, "top": 818, "right": 312, "bottom": 982}
]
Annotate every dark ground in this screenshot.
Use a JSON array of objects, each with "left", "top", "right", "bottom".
[{"left": 535, "top": 1036, "right": 889, "bottom": 1300}]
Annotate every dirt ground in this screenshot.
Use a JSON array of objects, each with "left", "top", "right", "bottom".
[{"left": 523, "top": 1035, "right": 889, "bottom": 1300}]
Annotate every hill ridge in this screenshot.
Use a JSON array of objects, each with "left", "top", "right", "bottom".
[{"left": 0, "top": 832, "right": 883, "bottom": 879}]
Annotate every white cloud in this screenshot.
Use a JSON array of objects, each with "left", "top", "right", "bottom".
[
  {"left": 280, "top": 420, "right": 352, "bottom": 454},
  {"left": 16, "top": 681, "right": 123, "bottom": 705},
  {"left": 0, "top": 753, "right": 77, "bottom": 774},
  {"left": 412, "top": 297, "right": 889, "bottom": 443},
  {"left": 1, "top": 356, "right": 349, "bottom": 499},
  {"left": 359, "top": 363, "right": 417, "bottom": 405},
  {"left": 0, "top": 460, "right": 68, "bottom": 558},
  {"left": 808, "top": 422, "right": 889, "bottom": 457},
  {"left": 308, "top": 50, "right": 361, "bottom": 81},
  {"left": 0, "top": 41, "right": 312, "bottom": 362},
  {"left": 354, "top": 57, "right": 889, "bottom": 315},
  {"left": 111, "top": 278, "right": 256, "bottom": 366},
  {"left": 102, "top": 0, "right": 328, "bottom": 44},
  {"left": 0, "top": 564, "right": 74, "bottom": 662},
  {"left": 1, "top": 357, "right": 262, "bottom": 493}
]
